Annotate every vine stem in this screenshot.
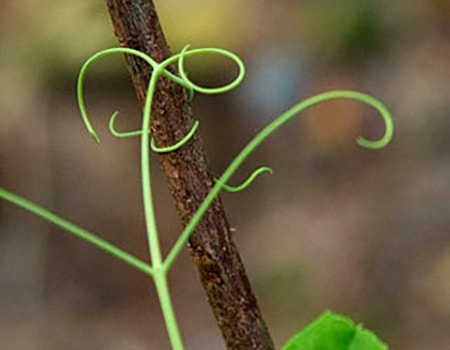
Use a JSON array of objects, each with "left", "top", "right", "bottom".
[
  {"left": 153, "top": 270, "right": 184, "bottom": 350},
  {"left": 140, "top": 64, "right": 184, "bottom": 350}
]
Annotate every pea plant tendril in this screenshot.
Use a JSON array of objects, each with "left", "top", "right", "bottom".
[{"left": 0, "top": 45, "right": 393, "bottom": 350}]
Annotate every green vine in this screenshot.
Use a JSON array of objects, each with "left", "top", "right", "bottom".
[{"left": 0, "top": 45, "right": 393, "bottom": 350}]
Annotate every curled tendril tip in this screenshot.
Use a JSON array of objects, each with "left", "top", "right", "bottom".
[{"left": 109, "top": 111, "right": 144, "bottom": 138}]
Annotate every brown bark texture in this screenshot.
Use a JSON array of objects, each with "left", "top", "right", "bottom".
[{"left": 105, "top": 1, "right": 275, "bottom": 350}]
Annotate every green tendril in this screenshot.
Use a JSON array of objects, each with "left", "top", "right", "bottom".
[
  {"left": 216, "top": 166, "right": 273, "bottom": 193},
  {"left": 77, "top": 48, "right": 151, "bottom": 143},
  {"left": 151, "top": 120, "right": 200, "bottom": 153},
  {"left": 177, "top": 44, "right": 246, "bottom": 95},
  {"left": 109, "top": 111, "right": 144, "bottom": 138},
  {"left": 352, "top": 92, "right": 394, "bottom": 149},
  {"left": 109, "top": 111, "right": 200, "bottom": 151}
]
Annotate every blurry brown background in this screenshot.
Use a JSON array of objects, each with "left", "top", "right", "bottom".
[{"left": 1, "top": 1, "right": 449, "bottom": 349}]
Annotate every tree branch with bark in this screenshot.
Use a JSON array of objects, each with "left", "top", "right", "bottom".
[{"left": 104, "top": 1, "right": 275, "bottom": 349}]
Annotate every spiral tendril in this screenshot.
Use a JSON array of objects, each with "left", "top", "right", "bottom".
[{"left": 177, "top": 44, "right": 246, "bottom": 95}]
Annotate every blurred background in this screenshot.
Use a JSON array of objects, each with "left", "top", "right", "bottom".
[{"left": 1, "top": 0, "right": 449, "bottom": 349}]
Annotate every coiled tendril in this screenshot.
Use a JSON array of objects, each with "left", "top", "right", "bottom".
[{"left": 76, "top": 45, "right": 394, "bottom": 269}]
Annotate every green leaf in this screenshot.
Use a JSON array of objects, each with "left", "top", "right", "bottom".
[{"left": 281, "top": 311, "right": 388, "bottom": 350}]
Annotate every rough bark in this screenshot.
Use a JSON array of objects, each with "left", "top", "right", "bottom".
[{"left": 105, "top": 1, "right": 275, "bottom": 350}]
